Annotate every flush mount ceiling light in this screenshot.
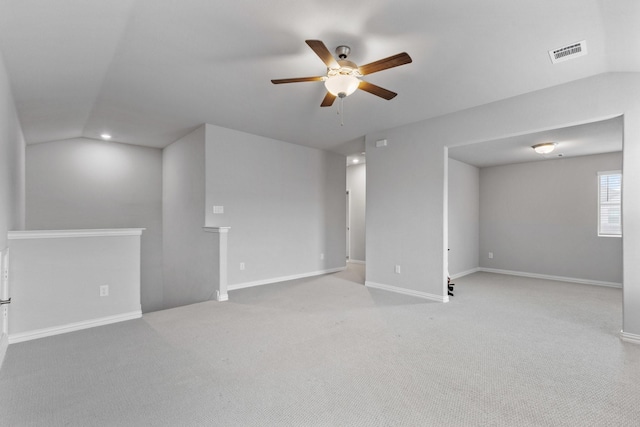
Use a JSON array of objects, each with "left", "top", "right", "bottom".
[
  {"left": 100, "top": 133, "right": 112, "bottom": 140},
  {"left": 532, "top": 142, "right": 557, "bottom": 154}
]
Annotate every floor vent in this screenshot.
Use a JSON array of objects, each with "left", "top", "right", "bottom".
[{"left": 549, "top": 40, "right": 587, "bottom": 64}]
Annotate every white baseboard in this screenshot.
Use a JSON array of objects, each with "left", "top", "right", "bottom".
[
  {"left": 478, "top": 268, "right": 622, "bottom": 288},
  {"left": 365, "top": 281, "right": 449, "bottom": 303},
  {"left": 620, "top": 331, "right": 640, "bottom": 345},
  {"left": 228, "top": 267, "right": 347, "bottom": 291},
  {"left": 450, "top": 267, "right": 480, "bottom": 280},
  {"left": 0, "top": 333, "right": 8, "bottom": 369},
  {"left": 347, "top": 259, "right": 365, "bottom": 265},
  {"left": 8, "top": 311, "right": 142, "bottom": 344}
]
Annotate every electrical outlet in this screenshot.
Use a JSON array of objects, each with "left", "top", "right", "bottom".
[
  {"left": 394, "top": 265, "right": 401, "bottom": 274},
  {"left": 213, "top": 205, "right": 224, "bottom": 214},
  {"left": 99, "top": 285, "right": 109, "bottom": 297},
  {"left": 240, "top": 262, "right": 245, "bottom": 270},
  {"left": 488, "top": 252, "right": 494, "bottom": 259}
]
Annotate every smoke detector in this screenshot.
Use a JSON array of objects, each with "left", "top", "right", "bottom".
[{"left": 549, "top": 40, "right": 587, "bottom": 64}]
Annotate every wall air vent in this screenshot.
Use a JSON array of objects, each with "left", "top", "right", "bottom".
[{"left": 549, "top": 40, "right": 587, "bottom": 64}]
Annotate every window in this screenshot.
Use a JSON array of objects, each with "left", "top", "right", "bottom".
[{"left": 598, "top": 171, "right": 622, "bottom": 237}]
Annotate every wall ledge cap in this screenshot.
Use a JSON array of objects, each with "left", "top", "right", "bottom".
[
  {"left": 8, "top": 229, "right": 145, "bottom": 240},
  {"left": 203, "top": 227, "right": 231, "bottom": 233}
]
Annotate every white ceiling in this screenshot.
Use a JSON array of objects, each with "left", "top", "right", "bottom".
[
  {"left": 448, "top": 116, "right": 623, "bottom": 168},
  {"left": 0, "top": 0, "right": 638, "bottom": 157}
]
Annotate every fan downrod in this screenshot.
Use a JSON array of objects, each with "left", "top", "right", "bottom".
[{"left": 335, "top": 45, "right": 350, "bottom": 60}]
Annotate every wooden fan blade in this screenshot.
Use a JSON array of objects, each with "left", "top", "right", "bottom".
[
  {"left": 305, "top": 40, "right": 339, "bottom": 69},
  {"left": 271, "top": 76, "right": 324, "bottom": 84},
  {"left": 358, "top": 81, "right": 397, "bottom": 100},
  {"left": 320, "top": 92, "right": 336, "bottom": 107},
  {"left": 358, "top": 52, "right": 412, "bottom": 75}
]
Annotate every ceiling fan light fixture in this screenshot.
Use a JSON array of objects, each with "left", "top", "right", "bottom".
[
  {"left": 532, "top": 142, "right": 557, "bottom": 154},
  {"left": 324, "top": 74, "right": 360, "bottom": 98}
]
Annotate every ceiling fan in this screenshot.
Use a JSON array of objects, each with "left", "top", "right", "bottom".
[{"left": 271, "top": 40, "right": 412, "bottom": 107}]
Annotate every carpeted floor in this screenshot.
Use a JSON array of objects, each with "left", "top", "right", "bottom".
[{"left": 1, "top": 264, "right": 639, "bottom": 426}]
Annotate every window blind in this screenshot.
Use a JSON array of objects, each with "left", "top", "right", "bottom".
[{"left": 598, "top": 171, "right": 622, "bottom": 236}]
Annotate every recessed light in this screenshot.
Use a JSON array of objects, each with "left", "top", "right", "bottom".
[
  {"left": 353, "top": 159, "right": 359, "bottom": 164},
  {"left": 100, "top": 133, "right": 112, "bottom": 140}
]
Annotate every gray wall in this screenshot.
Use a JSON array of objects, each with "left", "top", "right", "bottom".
[
  {"left": 25, "top": 138, "right": 164, "bottom": 312},
  {"left": 205, "top": 124, "right": 346, "bottom": 286},
  {"left": 347, "top": 164, "right": 366, "bottom": 263},
  {"left": 366, "top": 128, "right": 447, "bottom": 298},
  {"left": 448, "top": 158, "right": 479, "bottom": 277},
  {"left": 162, "top": 126, "right": 219, "bottom": 309},
  {"left": 365, "top": 72, "right": 640, "bottom": 336},
  {"left": 0, "top": 48, "right": 25, "bottom": 359},
  {"left": 479, "top": 152, "right": 622, "bottom": 284},
  {"left": 0, "top": 50, "right": 25, "bottom": 251}
]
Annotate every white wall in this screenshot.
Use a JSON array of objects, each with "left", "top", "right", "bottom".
[
  {"left": 480, "top": 152, "right": 622, "bottom": 284},
  {"left": 448, "top": 158, "right": 479, "bottom": 277},
  {"left": 365, "top": 72, "right": 640, "bottom": 336},
  {"left": 163, "top": 126, "right": 219, "bottom": 309},
  {"left": 0, "top": 49, "right": 25, "bottom": 363},
  {"left": 347, "top": 164, "right": 366, "bottom": 263},
  {"left": 205, "top": 124, "right": 346, "bottom": 287},
  {"left": 25, "top": 138, "right": 164, "bottom": 312}
]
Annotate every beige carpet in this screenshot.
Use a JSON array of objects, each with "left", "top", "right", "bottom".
[{"left": 1, "top": 266, "right": 639, "bottom": 426}]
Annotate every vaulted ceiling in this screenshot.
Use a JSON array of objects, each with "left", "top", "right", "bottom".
[{"left": 0, "top": 0, "right": 638, "bottom": 155}]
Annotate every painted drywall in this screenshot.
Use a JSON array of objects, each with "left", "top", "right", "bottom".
[
  {"left": 8, "top": 230, "right": 142, "bottom": 339},
  {"left": 163, "top": 126, "right": 219, "bottom": 309},
  {"left": 347, "top": 164, "right": 366, "bottom": 263},
  {"left": 25, "top": 138, "right": 163, "bottom": 312},
  {"left": 205, "top": 124, "right": 346, "bottom": 287},
  {"left": 0, "top": 50, "right": 25, "bottom": 250},
  {"left": 365, "top": 72, "right": 640, "bottom": 336},
  {"left": 448, "top": 158, "right": 479, "bottom": 277},
  {"left": 366, "top": 130, "right": 448, "bottom": 300},
  {"left": 479, "top": 152, "right": 622, "bottom": 284},
  {"left": 0, "top": 49, "right": 25, "bottom": 363}
]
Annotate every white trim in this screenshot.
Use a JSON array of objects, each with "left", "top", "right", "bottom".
[
  {"left": 8, "top": 228, "right": 145, "bottom": 240},
  {"left": 203, "top": 226, "right": 231, "bottom": 233},
  {"left": 8, "top": 311, "right": 142, "bottom": 344},
  {"left": 450, "top": 267, "right": 480, "bottom": 280},
  {"left": 620, "top": 331, "right": 640, "bottom": 345},
  {"left": 216, "top": 291, "right": 229, "bottom": 302},
  {"left": 228, "top": 267, "right": 346, "bottom": 291},
  {"left": 365, "top": 281, "right": 449, "bottom": 303},
  {"left": 348, "top": 259, "right": 365, "bottom": 265},
  {"left": 478, "top": 268, "right": 622, "bottom": 288}
]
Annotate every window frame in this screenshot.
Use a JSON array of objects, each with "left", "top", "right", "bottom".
[{"left": 597, "top": 170, "right": 622, "bottom": 238}]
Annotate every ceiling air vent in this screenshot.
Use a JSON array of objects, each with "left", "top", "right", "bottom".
[{"left": 549, "top": 40, "right": 587, "bottom": 64}]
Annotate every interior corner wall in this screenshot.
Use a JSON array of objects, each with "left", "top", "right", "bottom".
[
  {"left": 162, "top": 125, "right": 218, "bottom": 309},
  {"left": 25, "top": 138, "right": 164, "bottom": 312},
  {"left": 0, "top": 47, "right": 25, "bottom": 363},
  {"left": 347, "top": 163, "right": 366, "bottom": 263},
  {"left": 448, "top": 158, "right": 479, "bottom": 277},
  {"left": 204, "top": 124, "right": 346, "bottom": 287},
  {"left": 0, "top": 49, "right": 25, "bottom": 251},
  {"left": 479, "top": 152, "right": 622, "bottom": 283},
  {"left": 365, "top": 72, "right": 640, "bottom": 336}
]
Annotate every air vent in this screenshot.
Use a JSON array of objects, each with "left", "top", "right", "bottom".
[{"left": 549, "top": 40, "right": 587, "bottom": 64}]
